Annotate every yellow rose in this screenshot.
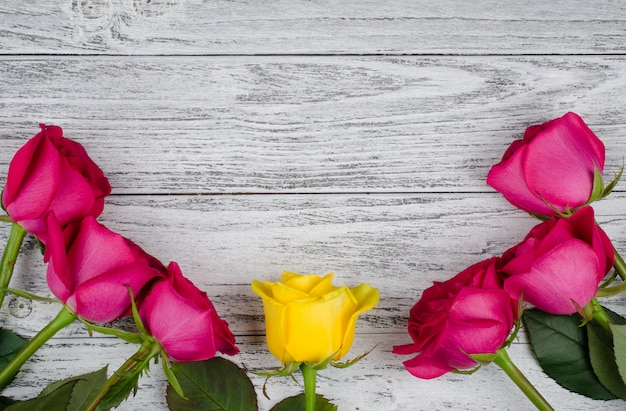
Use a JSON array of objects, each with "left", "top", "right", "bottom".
[{"left": 251, "top": 271, "right": 380, "bottom": 365}]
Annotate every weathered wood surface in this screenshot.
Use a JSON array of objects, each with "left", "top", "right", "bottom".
[
  {"left": 2, "top": 335, "right": 625, "bottom": 411},
  {"left": 1, "top": 0, "right": 626, "bottom": 410},
  {"left": 0, "top": 194, "right": 624, "bottom": 410},
  {"left": 1, "top": 56, "right": 625, "bottom": 194},
  {"left": 1, "top": 0, "right": 626, "bottom": 55}
]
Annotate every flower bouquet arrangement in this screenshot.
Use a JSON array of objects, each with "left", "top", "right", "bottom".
[
  {"left": 394, "top": 112, "right": 626, "bottom": 410},
  {"left": 1, "top": 112, "right": 624, "bottom": 410},
  {"left": 0, "top": 124, "right": 379, "bottom": 410}
]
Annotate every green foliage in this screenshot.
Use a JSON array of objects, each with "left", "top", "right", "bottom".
[
  {"left": 587, "top": 324, "right": 626, "bottom": 399},
  {"left": 0, "top": 396, "right": 17, "bottom": 410},
  {"left": 269, "top": 394, "right": 337, "bottom": 411},
  {"left": 166, "top": 357, "right": 258, "bottom": 411},
  {"left": 0, "top": 329, "right": 27, "bottom": 388},
  {"left": 611, "top": 324, "right": 626, "bottom": 391},
  {"left": 523, "top": 309, "right": 615, "bottom": 400},
  {"left": 5, "top": 367, "right": 107, "bottom": 411}
]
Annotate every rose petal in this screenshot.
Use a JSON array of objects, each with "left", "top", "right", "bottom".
[
  {"left": 504, "top": 239, "right": 600, "bottom": 314},
  {"left": 524, "top": 113, "right": 604, "bottom": 209},
  {"left": 401, "top": 354, "right": 455, "bottom": 380}
]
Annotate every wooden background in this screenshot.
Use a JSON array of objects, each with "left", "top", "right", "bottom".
[{"left": 1, "top": 1, "right": 626, "bottom": 409}]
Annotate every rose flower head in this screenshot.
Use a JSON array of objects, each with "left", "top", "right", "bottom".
[
  {"left": 393, "top": 258, "right": 516, "bottom": 379},
  {"left": 487, "top": 112, "right": 606, "bottom": 216},
  {"left": 138, "top": 261, "right": 239, "bottom": 362},
  {"left": 500, "top": 206, "right": 614, "bottom": 315},
  {"left": 2, "top": 124, "right": 111, "bottom": 241},
  {"left": 251, "top": 271, "right": 379, "bottom": 366},
  {"left": 44, "top": 213, "right": 165, "bottom": 323}
]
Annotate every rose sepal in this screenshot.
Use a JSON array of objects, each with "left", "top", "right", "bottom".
[
  {"left": 599, "top": 164, "right": 623, "bottom": 200},
  {"left": 467, "top": 352, "right": 498, "bottom": 364},
  {"left": 328, "top": 344, "right": 378, "bottom": 369},
  {"left": 5, "top": 287, "right": 58, "bottom": 303},
  {"left": 255, "top": 361, "right": 302, "bottom": 399},
  {"left": 588, "top": 165, "right": 606, "bottom": 204},
  {"left": 79, "top": 319, "right": 145, "bottom": 345}
]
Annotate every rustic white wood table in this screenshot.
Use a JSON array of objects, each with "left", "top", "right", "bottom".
[{"left": 1, "top": 1, "right": 626, "bottom": 410}]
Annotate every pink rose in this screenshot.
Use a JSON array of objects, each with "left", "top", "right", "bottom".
[
  {"left": 393, "top": 258, "right": 515, "bottom": 379},
  {"left": 500, "top": 206, "right": 614, "bottom": 315},
  {"left": 44, "top": 213, "right": 164, "bottom": 323},
  {"left": 138, "top": 262, "right": 239, "bottom": 362},
  {"left": 487, "top": 112, "right": 605, "bottom": 216},
  {"left": 2, "top": 125, "right": 111, "bottom": 241}
]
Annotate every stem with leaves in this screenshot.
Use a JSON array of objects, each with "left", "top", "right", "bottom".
[
  {"left": 0, "top": 304, "right": 77, "bottom": 389},
  {"left": 492, "top": 348, "right": 554, "bottom": 411},
  {"left": 85, "top": 338, "right": 162, "bottom": 411},
  {"left": 300, "top": 363, "right": 317, "bottom": 411},
  {"left": 0, "top": 223, "right": 27, "bottom": 308}
]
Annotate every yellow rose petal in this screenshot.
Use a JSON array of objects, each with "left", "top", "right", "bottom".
[
  {"left": 338, "top": 283, "right": 380, "bottom": 359},
  {"left": 269, "top": 281, "right": 310, "bottom": 304},
  {"left": 281, "top": 271, "right": 324, "bottom": 293},
  {"left": 282, "top": 288, "right": 357, "bottom": 363},
  {"left": 309, "top": 273, "right": 337, "bottom": 297},
  {"left": 251, "top": 279, "right": 272, "bottom": 299}
]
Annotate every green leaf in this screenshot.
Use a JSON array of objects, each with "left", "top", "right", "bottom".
[
  {"left": 95, "top": 360, "right": 149, "bottom": 411},
  {"left": 0, "top": 396, "right": 17, "bottom": 410},
  {"left": 5, "top": 379, "right": 80, "bottom": 411},
  {"left": 523, "top": 309, "right": 616, "bottom": 400},
  {"left": 166, "top": 357, "right": 258, "bottom": 411},
  {"left": 4, "top": 367, "right": 107, "bottom": 411},
  {"left": 44, "top": 367, "right": 107, "bottom": 411},
  {"left": 0, "top": 329, "right": 27, "bottom": 371},
  {"left": 269, "top": 394, "right": 337, "bottom": 411},
  {"left": 611, "top": 324, "right": 626, "bottom": 388},
  {"left": 0, "top": 329, "right": 27, "bottom": 387},
  {"left": 603, "top": 306, "right": 626, "bottom": 325},
  {"left": 587, "top": 324, "right": 626, "bottom": 399}
]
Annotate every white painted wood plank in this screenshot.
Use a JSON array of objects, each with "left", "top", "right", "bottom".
[
  {"left": 1, "top": 56, "right": 625, "bottom": 194},
  {"left": 1, "top": 335, "right": 624, "bottom": 410},
  {"left": 1, "top": 0, "right": 625, "bottom": 55}
]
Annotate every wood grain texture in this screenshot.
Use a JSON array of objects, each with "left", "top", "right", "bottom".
[
  {"left": 1, "top": 0, "right": 626, "bottom": 55},
  {"left": 2, "top": 0, "right": 626, "bottom": 409},
  {"left": 1, "top": 56, "right": 625, "bottom": 194},
  {"left": 1, "top": 334, "right": 625, "bottom": 411}
]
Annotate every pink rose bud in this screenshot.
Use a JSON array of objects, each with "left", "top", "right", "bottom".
[
  {"left": 44, "top": 213, "right": 165, "bottom": 323},
  {"left": 487, "top": 112, "right": 605, "bottom": 216},
  {"left": 393, "top": 258, "right": 516, "bottom": 379},
  {"left": 2, "top": 125, "right": 111, "bottom": 242},
  {"left": 138, "top": 262, "right": 239, "bottom": 362},
  {"left": 500, "top": 206, "right": 614, "bottom": 315}
]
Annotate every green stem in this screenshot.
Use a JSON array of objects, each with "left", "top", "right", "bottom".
[
  {"left": 0, "top": 305, "right": 77, "bottom": 389},
  {"left": 300, "top": 363, "right": 317, "bottom": 411},
  {"left": 0, "top": 223, "right": 27, "bottom": 308},
  {"left": 85, "top": 338, "right": 161, "bottom": 411},
  {"left": 591, "top": 298, "right": 613, "bottom": 334},
  {"left": 614, "top": 248, "right": 626, "bottom": 281},
  {"left": 0, "top": 216, "right": 13, "bottom": 223},
  {"left": 492, "top": 348, "right": 554, "bottom": 411}
]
